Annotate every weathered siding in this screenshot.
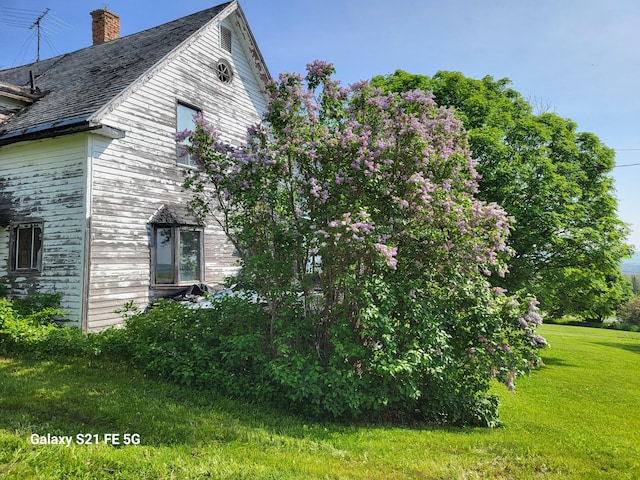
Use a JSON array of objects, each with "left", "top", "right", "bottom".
[
  {"left": 0, "top": 135, "right": 87, "bottom": 325},
  {"left": 84, "top": 8, "right": 267, "bottom": 330}
]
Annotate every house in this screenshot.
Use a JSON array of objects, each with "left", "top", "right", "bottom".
[{"left": 0, "top": 1, "right": 270, "bottom": 330}]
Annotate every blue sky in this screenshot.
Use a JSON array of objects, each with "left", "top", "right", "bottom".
[{"left": 1, "top": 0, "right": 639, "bottom": 249}]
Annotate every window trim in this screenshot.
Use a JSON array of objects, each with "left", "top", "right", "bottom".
[
  {"left": 151, "top": 224, "right": 204, "bottom": 287},
  {"left": 9, "top": 220, "right": 44, "bottom": 273}
]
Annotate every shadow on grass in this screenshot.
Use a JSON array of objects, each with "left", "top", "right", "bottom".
[
  {"left": 0, "top": 356, "right": 275, "bottom": 447},
  {"left": 593, "top": 342, "right": 640, "bottom": 356},
  {"left": 538, "top": 356, "right": 575, "bottom": 368},
  {"left": 0, "top": 356, "right": 470, "bottom": 451}
]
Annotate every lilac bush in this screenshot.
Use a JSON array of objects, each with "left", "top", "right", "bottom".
[{"left": 182, "top": 61, "right": 546, "bottom": 425}]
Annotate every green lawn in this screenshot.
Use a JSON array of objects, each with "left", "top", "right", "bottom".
[{"left": 1, "top": 324, "right": 639, "bottom": 479}]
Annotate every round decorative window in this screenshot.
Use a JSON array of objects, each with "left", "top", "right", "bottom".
[{"left": 216, "top": 59, "right": 233, "bottom": 84}]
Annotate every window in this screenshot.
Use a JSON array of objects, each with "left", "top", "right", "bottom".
[
  {"left": 10, "top": 222, "right": 43, "bottom": 272},
  {"left": 220, "top": 26, "right": 232, "bottom": 53},
  {"left": 153, "top": 225, "right": 203, "bottom": 285},
  {"left": 176, "top": 102, "right": 201, "bottom": 167},
  {"left": 216, "top": 59, "right": 233, "bottom": 85}
]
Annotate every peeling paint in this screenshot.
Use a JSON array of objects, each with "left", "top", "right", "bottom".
[{"left": 0, "top": 177, "right": 11, "bottom": 226}]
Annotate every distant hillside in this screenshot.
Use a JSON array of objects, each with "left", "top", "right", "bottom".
[{"left": 621, "top": 252, "right": 640, "bottom": 274}]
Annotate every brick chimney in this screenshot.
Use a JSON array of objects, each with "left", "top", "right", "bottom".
[{"left": 90, "top": 8, "right": 120, "bottom": 45}]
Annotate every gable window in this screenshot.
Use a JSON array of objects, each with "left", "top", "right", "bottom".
[
  {"left": 153, "top": 225, "right": 203, "bottom": 285},
  {"left": 216, "top": 59, "right": 233, "bottom": 85},
  {"left": 176, "top": 102, "right": 201, "bottom": 167},
  {"left": 10, "top": 221, "right": 43, "bottom": 272},
  {"left": 220, "top": 25, "right": 232, "bottom": 53}
]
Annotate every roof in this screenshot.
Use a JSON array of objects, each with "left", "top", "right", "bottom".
[{"left": 0, "top": 2, "right": 234, "bottom": 145}]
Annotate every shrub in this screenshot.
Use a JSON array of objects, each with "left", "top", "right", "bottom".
[
  {"left": 180, "top": 61, "right": 547, "bottom": 425},
  {"left": 618, "top": 296, "right": 640, "bottom": 327},
  {"left": 10, "top": 292, "right": 63, "bottom": 317},
  {"left": 123, "top": 298, "right": 274, "bottom": 399},
  {"left": 0, "top": 295, "right": 128, "bottom": 359},
  {"left": 120, "top": 286, "right": 545, "bottom": 426},
  {"left": 263, "top": 278, "right": 545, "bottom": 425},
  {"left": 0, "top": 292, "right": 73, "bottom": 357}
]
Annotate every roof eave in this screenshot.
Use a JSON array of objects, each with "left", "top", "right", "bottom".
[
  {"left": 233, "top": 2, "right": 272, "bottom": 85},
  {"left": 0, "top": 118, "right": 125, "bottom": 147}
]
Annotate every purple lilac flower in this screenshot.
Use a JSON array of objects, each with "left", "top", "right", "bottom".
[
  {"left": 309, "top": 177, "right": 322, "bottom": 198},
  {"left": 533, "top": 335, "right": 548, "bottom": 346},
  {"left": 505, "top": 372, "right": 515, "bottom": 391},
  {"left": 306, "top": 60, "right": 334, "bottom": 78},
  {"left": 374, "top": 243, "right": 398, "bottom": 270},
  {"left": 175, "top": 129, "right": 191, "bottom": 143}
]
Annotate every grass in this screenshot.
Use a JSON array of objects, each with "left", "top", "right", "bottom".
[{"left": 1, "top": 324, "right": 639, "bottom": 479}]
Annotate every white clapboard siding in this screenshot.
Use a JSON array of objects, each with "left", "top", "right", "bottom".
[
  {"left": 83, "top": 9, "right": 266, "bottom": 330},
  {"left": 0, "top": 135, "right": 87, "bottom": 325}
]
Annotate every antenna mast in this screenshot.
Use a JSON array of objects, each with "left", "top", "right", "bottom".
[{"left": 29, "top": 8, "right": 50, "bottom": 62}]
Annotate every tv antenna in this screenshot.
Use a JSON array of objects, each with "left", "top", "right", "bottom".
[
  {"left": 1, "top": 7, "right": 71, "bottom": 64},
  {"left": 30, "top": 8, "right": 50, "bottom": 62}
]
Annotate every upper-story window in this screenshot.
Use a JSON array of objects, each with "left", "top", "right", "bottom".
[
  {"left": 10, "top": 221, "right": 43, "bottom": 272},
  {"left": 176, "top": 102, "right": 201, "bottom": 167}
]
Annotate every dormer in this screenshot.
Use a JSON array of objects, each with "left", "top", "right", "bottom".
[{"left": 0, "top": 80, "right": 45, "bottom": 125}]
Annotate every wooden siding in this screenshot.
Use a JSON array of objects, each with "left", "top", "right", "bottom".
[
  {"left": 0, "top": 135, "right": 87, "bottom": 325},
  {"left": 84, "top": 9, "right": 267, "bottom": 330}
]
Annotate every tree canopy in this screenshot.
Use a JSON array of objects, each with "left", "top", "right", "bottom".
[
  {"left": 182, "top": 62, "right": 546, "bottom": 425},
  {"left": 372, "top": 70, "right": 633, "bottom": 320}
]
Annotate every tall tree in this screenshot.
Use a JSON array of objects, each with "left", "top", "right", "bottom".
[{"left": 372, "top": 70, "right": 633, "bottom": 320}]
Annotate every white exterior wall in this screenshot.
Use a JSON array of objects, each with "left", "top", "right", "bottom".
[
  {"left": 84, "top": 9, "right": 268, "bottom": 330},
  {"left": 0, "top": 135, "right": 87, "bottom": 325}
]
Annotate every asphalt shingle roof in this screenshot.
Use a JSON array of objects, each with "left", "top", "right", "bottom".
[{"left": 0, "top": 2, "right": 231, "bottom": 142}]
